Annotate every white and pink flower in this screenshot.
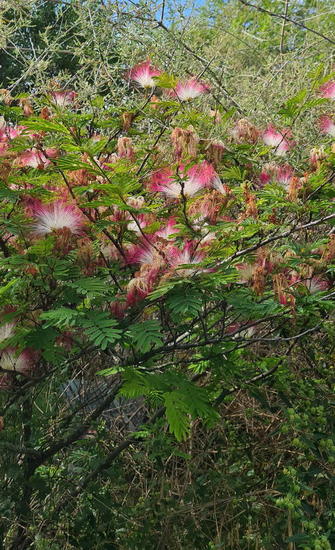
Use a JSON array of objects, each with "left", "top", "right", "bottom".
[
  {"left": 168, "top": 241, "right": 205, "bottom": 276},
  {"left": 149, "top": 162, "right": 219, "bottom": 198},
  {"left": 126, "top": 239, "right": 158, "bottom": 265},
  {"left": 276, "top": 164, "right": 294, "bottom": 188},
  {"left": 50, "top": 90, "right": 77, "bottom": 107},
  {"left": 169, "top": 78, "right": 210, "bottom": 101},
  {"left": 318, "top": 115, "right": 335, "bottom": 137},
  {"left": 31, "top": 201, "right": 85, "bottom": 236},
  {"left": 0, "top": 348, "right": 37, "bottom": 375},
  {"left": 262, "top": 125, "right": 294, "bottom": 156},
  {"left": 127, "top": 59, "right": 161, "bottom": 88},
  {"left": 318, "top": 80, "right": 335, "bottom": 100},
  {"left": 155, "top": 217, "right": 179, "bottom": 240}
]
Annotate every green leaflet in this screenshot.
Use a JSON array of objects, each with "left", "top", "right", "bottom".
[
  {"left": 127, "top": 320, "right": 163, "bottom": 353},
  {"left": 80, "top": 312, "right": 122, "bottom": 351}
]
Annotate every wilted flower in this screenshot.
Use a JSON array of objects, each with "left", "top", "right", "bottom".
[
  {"left": 19, "top": 98, "right": 34, "bottom": 117},
  {"left": 171, "top": 126, "right": 199, "bottom": 160},
  {"left": 117, "top": 137, "right": 135, "bottom": 160},
  {"left": 309, "top": 146, "right": 326, "bottom": 167},
  {"left": 17, "top": 148, "right": 51, "bottom": 169},
  {"left": 304, "top": 276, "right": 329, "bottom": 294},
  {"left": 231, "top": 119, "right": 259, "bottom": 144},
  {"left": 206, "top": 140, "right": 225, "bottom": 167}
]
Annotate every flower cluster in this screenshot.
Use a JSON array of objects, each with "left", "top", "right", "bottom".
[{"left": 0, "top": 64, "right": 334, "bottom": 385}]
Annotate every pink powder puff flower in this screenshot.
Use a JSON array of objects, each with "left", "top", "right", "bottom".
[
  {"left": 187, "top": 161, "right": 220, "bottom": 190},
  {"left": 276, "top": 165, "right": 294, "bottom": 188},
  {"left": 168, "top": 241, "right": 205, "bottom": 276},
  {"left": 0, "top": 347, "right": 37, "bottom": 375},
  {"left": 126, "top": 238, "right": 165, "bottom": 267},
  {"left": 169, "top": 78, "right": 210, "bottom": 101},
  {"left": 50, "top": 90, "right": 77, "bottom": 107},
  {"left": 17, "top": 148, "right": 51, "bottom": 169},
  {"left": 126, "top": 266, "right": 160, "bottom": 305},
  {"left": 155, "top": 217, "right": 179, "bottom": 240},
  {"left": 318, "top": 80, "right": 335, "bottom": 100},
  {"left": 127, "top": 213, "right": 150, "bottom": 234},
  {"left": 258, "top": 163, "right": 293, "bottom": 188},
  {"left": 126, "top": 59, "right": 161, "bottom": 88},
  {"left": 259, "top": 170, "right": 271, "bottom": 186},
  {"left": 149, "top": 162, "right": 219, "bottom": 198},
  {"left": 262, "top": 125, "right": 294, "bottom": 156},
  {"left": 319, "top": 115, "right": 335, "bottom": 137},
  {"left": 31, "top": 201, "right": 85, "bottom": 236}
]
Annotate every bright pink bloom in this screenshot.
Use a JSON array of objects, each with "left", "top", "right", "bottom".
[
  {"left": 169, "top": 78, "right": 210, "bottom": 101},
  {"left": 31, "top": 201, "right": 84, "bottom": 236},
  {"left": 149, "top": 162, "right": 219, "bottom": 198},
  {"left": 50, "top": 90, "right": 77, "bottom": 107},
  {"left": 127, "top": 59, "right": 161, "bottom": 88},
  {"left": 319, "top": 115, "right": 335, "bottom": 137},
  {"left": 259, "top": 171, "right": 271, "bottom": 186},
  {"left": 168, "top": 241, "right": 205, "bottom": 275},
  {"left": 188, "top": 161, "right": 220, "bottom": 189},
  {"left": 126, "top": 239, "right": 157, "bottom": 265},
  {"left": 318, "top": 80, "right": 335, "bottom": 99},
  {"left": 126, "top": 267, "right": 160, "bottom": 305},
  {"left": 262, "top": 125, "right": 294, "bottom": 156}
]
